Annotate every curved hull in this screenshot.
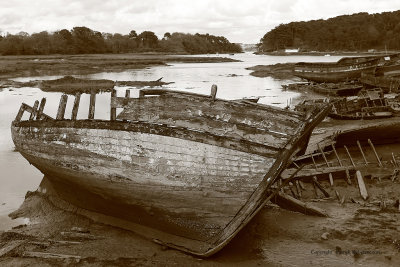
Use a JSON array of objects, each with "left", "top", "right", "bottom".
[
  {"left": 294, "top": 59, "right": 379, "bottom": 83},
  {"left": 11, "top": 89, "right": 330, "bottom": 256}
]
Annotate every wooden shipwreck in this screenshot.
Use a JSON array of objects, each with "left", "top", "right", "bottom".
[
  {"left": 11, "top": 86, "right": 330, "bottom": 256},
  {"left": 294, "top": 57, "right": 380, "bottom": 83}
]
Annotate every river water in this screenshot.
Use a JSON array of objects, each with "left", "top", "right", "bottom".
[{"left": 0, "top": 52, "right": 343, "bottom": 230}]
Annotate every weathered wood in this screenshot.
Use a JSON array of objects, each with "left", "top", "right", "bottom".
[
  {"left": 344, "top": 145, "right": 356, "bottom": 167},
  {"left": 355, "top": 170, "right": 368, "bottom": 200},
  {"left": 110, "top": 89, "right": 117, "bottom": 121},
  {"left": 329, "top": 173, "right": 334, "bottom": 187},
  {"left": 392, "top": 153, "right": 398, "bottom": 168},
  {"left": 29, "top": 100, "right": 39, "bottom": 120},
  {"left": 335, "top": 190, "right": 340, "bottom": 201},
  {"left": 15, "top": 104, "right": 26, "bottom": 122},
  {"left": 357, "top": 140, "right": 368, "bottom": 165},
  {"left": 288, "top": 182, "right": 298, "bottom": 199},
  {"left": 23, "top": 251, "right": 81, "bottom": 260},
  {"left": 312, "top": 178, "right": 319, "bottom": 198},
  {"left": 298, "top": 180, "right": 306, "bottom": 190},
  {"left": 311, "top": 153, "right": 318, "bottom": 169},
  {"left": 281, "top": 165, "right": 356, "bottom": 182},
  {"left": 210, "top": 84, "right": 217, "bottom": 101},
  {"left": 295, "top": 180, "right": 302, "bottom": 198},
  {"left": 0, "top": 240, "right": 25, "bottom": 257},
  {"left": 368, "top": 139, "right": 382, "bottom": 167},
  {"left": 56, "top": 94, "right": 68, "bottom": 120},
  {"left": 11, "top": 92, "right": 329, "bottom": 257},
  {"left": 332, "top": 144, "right": 343, "bottom": 166},
  {"left": 270, "top": 192, "right": 328, "bottom": 217},
  {"left": 88, "top": 91, "right": 96, "bottom": 120},
  {"left": 317, "top": 143, "right": 329, "bottom": 167},
  {"left": 312, "top": 176, "right": 330, "bottom": 197},
  {"left": 36, "top": 98, "right": 46, "bottom": 121},
  {"left": 345, "top": 168, "right": 352, "bottom": 185},
  {"left": 71, "top": 92, "right": 81, "bottom": 120}
]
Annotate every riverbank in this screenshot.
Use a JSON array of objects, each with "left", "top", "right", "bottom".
[{"left": 0, "top": 54, "right": 239, "bottom": 80}]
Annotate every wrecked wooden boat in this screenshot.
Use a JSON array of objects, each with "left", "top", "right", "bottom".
[
  {"left": 11, "top": 86, "right": 330, "bottom": 257},
  {"left": 329, "top": 89, "right": 393, "bottom": 120},
  {"left": 294, "top": 57, "right": 379, "bottom": 83}
]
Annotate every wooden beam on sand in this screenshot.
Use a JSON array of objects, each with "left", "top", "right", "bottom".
[
  {"left": 270, "top": 191, "right": 328, "bottom": 217},
  {"left": 355, "top": 170, "right": 368, "bottom": 200},
  {"left": 312, "top": 176, "right": 330, "bottom": 198}
]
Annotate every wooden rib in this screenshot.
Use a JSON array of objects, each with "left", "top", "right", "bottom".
[
  {"left": 29, "top": 100, "right": 39, "bottom": 121},
  {"left": 71, "top": 93, "right": 81, "bottom": 121}
]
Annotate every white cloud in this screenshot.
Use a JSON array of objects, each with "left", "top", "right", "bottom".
[{"left": 0, "top": 0, "right": 399, "bottom": 43}]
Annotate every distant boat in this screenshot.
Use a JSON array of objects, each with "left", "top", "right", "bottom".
[{"left": 294, "top": 57, "right": 380, "bottom": 83}]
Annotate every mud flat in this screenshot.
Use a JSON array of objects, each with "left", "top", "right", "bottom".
[
  {"left": 1, "top": 173, "right": 400, "bottom": 266},
  {"left": 246, "top": 63, "right": 298, "bottom": 80},
  {"left": 0, "top": 54, "right": 239, "bottom": 80}
]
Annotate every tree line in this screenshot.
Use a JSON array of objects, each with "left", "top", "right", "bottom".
[
  {"left": 0, "top": 27, "right": 242, "bottom": 55},
  {"left": 258, "top": 10, "right": 400, "bottom": 52}
]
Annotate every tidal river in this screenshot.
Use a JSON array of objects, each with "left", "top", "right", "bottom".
[{"left": 0, "top": 52, "right": 342, "bottom": 230}]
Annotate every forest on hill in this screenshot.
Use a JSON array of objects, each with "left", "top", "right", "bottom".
[
  {"left": 0, "top": 27, "right": 242, "bottom": 55},
  {"left": 258, "top": 10, "right": 400, "bottom": 52}
]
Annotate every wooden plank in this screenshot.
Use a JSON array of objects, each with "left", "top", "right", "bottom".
[
  {"left": 114, "top": 94, "right": 302, "bottom": 133},
  {"left": 23, "top": 251, "right": 81, "bottom": 260},
  {"left": 88, "top": 91, "right": 96, "bottom": 120},
  {"left": 15, "top": 104, "right": 27, "bottom": 121},
  {"left": 56, "top": 94, "right": 68, "bottom": 120},
  {"left": 312, "top": 176, "right": 330, "bottom": 197},
  {"left": 29, "top": 100, "right": 39, "bottom": 120},
  {"left": 329, "top": 173, "right": 334, "bottom": 187},
  {"left": 357, "top": 140, "right": 368, "bottom": 165},
  {"left": 344, "top": 145, "right": 356, "bottom": 167},
  {"left": 355, "top": 170, "right": 368, "bottom": 200},
  {"left": 210, "top": 84, "right": 217, "bottom": 101},
  {"left": 36, "top": 98, "right": 46, "bottom": 121},
  {"left": 71, "top": 92, "right": 81, "bottom": 120},
  {"left": 270, "top": 192, "right": 328, "bottom": 217},
  {"left": 368, "top": 139, "right": 382, "bottom": 167},
  {"left": 0, "top": 240, "right": 25, "bottom": 257},
  {"left": 332, "top": 144, "right": 343, "bottom": 166},
  {"left": 110, "top": 89, "right": 117, "bottom": 121},
  {"left": 281, "top": 165, "right": 356, "bottom": 181}
]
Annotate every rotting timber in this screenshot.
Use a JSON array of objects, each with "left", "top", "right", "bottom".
[{"left": 11, "top": 86, "right": 330, "bottom": 257}]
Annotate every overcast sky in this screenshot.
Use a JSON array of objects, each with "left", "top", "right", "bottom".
[{"left": 1, "top": 0, "right": 399, "bottom": 43}]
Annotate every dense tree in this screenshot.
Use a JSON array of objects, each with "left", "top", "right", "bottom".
[
  {"left": 0, "top": 27, "right": 242, "bottom": 55},
  {"left": 258, "top": 10, "right": 400, "bottom": 52}
]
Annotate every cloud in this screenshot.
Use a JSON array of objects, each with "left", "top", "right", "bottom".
[{"left": 0, "top": 0, "right": 399, "bottom": 43}]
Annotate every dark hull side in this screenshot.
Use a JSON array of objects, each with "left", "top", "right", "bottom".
[{"left": 294, "top": 66, "right": 377, "bottom": 83}]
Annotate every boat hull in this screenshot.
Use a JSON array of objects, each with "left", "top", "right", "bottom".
[
  {"left": 294, "top": 59, "right": 379, "bottom": 83},
  {"left": 11, "top": 95, "right": 330, "bottom": 256}
]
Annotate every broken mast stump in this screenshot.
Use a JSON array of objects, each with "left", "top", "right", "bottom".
[
  {"left": 210, "top": 84, "right": 217, "bottom": 101},
  {"left": 88, "top": 91, "right": 96, "bottom": 120},
  {"left": 356, "top": 170, "right": 368, "bottom": 200},
  {"left": 110, "top": 89, "right": 117, "bottom": 121},
  {"left": 368, "top": 139, "right": 382, "bottom": 167},
  {"left": 71, "top": 92, "right": 81, "bottom": 120},
  {"left": 36, "top": 98, "right": 46, "bottom": 120},
  {"left": 29, "top": 100, "right": 39, "bottom": 121},
  {"left": 56, "top": 94, "right": 68, "bottom": 120}
]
